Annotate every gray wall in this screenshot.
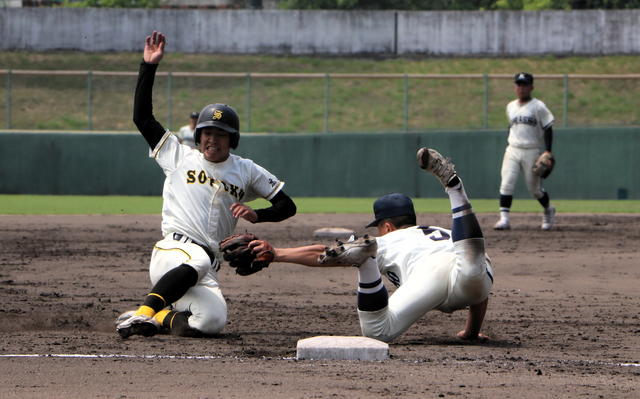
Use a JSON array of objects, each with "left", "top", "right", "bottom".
[
  {"left": 1, "top": 9, "right": 639, "bottom": 56},
  {"left": 1, "top": 128, "right": 638, "bottom": 200}
]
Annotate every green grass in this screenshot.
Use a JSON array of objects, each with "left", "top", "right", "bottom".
[
  {"left": 1, "top": 195, "right": 638, "bottom": 215},
  {"left": 1, "top": 52, "right": 640, "bottom": 132}
]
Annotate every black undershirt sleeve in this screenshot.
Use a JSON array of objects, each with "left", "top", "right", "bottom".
[
  {"left": 132, "top": 61, "right": 167, "bottom": 149},
  {"left": 544, "top": 126, "right": 553, "bottom": 152},
  {"left": 253, "top": 190, "right": 297, "bottom": 223}
]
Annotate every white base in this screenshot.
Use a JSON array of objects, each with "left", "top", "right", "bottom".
[
  {"left": 313, "top": 227, "right": 355, "bottom": 240},
  {"left": 296, "top": 336, "right": 389, "bottom": 360}
]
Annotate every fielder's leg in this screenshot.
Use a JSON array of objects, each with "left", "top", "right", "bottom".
[
  {"left": 495, "top": 146, "right": 522, "bottom": 230},
  {"left": 523, "top": 149, "right": 555, "bottom": 230},
  {"left": 421, "top": 148, "right": 493, "bottom": 339}
]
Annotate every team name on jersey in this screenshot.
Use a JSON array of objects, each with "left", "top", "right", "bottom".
[
  {"left": 509, "top": 115, "right": 537, "bottom": 128},
  {"left": 186, "top": 170, "right": 245, "bottom": 201}
]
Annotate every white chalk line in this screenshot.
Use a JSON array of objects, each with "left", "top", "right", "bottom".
[{"left": 0, "top": 354, "right": 639, "bottom": 368}]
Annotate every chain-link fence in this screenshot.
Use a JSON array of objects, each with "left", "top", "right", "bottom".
[{"left": 1, "top": 70, "right": 639, "bottom": 132}]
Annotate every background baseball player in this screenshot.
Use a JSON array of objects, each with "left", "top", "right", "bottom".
[
  {"left": 175, "top": 111, "right": 199, "bottom": 148},
  {"left": 248, "top": 148, "right": 493, "bottom": 343},
  {"left": 115, "top": 31, "right": 296, "bottom": 338},
  {"left": 494, "top": 72, "right": 556, "bottom": 231}
]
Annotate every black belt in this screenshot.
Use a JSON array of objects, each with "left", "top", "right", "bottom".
[{"left": 173, "top": 233, "right": 216, "bottom": 264}]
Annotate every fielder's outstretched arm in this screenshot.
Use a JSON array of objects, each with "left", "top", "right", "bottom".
[{"left": 249, "top": 241, "right": 348, "bottom": 268}]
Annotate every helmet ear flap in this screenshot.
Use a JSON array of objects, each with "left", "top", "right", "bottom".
[{"left": 230, "top": 132, "right": 239, "bottom": 150}]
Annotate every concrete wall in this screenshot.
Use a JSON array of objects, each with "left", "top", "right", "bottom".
[
  {"left": 1, "top": 8, "right": 639, "bottom": 56},
  {"left": 1, "top": 128, "right": 638, "bottom": 200}
]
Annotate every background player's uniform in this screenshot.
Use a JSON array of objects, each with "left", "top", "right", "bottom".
[
  {"left": 500, "top": 98, "right": 554, "bottom": 198},
  {"left": 148, "top": 131, "right": 284, "bottom": 334},
  {"left": 175, "top": 125, "right": 196, "bottom": 148},
  {"left": 357, "top": 226, "right": 493, "bottom": 342}
]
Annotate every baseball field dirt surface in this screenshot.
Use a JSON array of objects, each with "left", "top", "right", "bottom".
[{"left": 1, "top": 212, "right": 639, "bottom": 398}]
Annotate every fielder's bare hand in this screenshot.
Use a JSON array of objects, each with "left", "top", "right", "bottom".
[
  {"left": 230, "top": 202, "right": 258, "bottom": 222},
  {"left": 144, "top": 31, "right": 165, "bottom": 64}
]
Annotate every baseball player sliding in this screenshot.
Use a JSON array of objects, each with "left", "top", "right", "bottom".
[
  {"left": 494, "top": 72, "right": 556, "bottom": 231},
  {"left": 115, "top": 31, "right": 296, "bottom": 338},
  {"left": 246, "top": 148, "right": 493, "bottom": 342}
]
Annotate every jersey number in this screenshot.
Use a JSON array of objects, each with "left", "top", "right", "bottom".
[{"left": 420, "top": 226, "right": 450, "bottom": 241}]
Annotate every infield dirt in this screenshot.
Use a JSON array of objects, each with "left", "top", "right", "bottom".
[{"left": 0, "top": 212, "right": 639, "bottom": 398}]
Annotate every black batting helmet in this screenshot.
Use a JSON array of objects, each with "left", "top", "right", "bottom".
[{"left": 194, "top": 104, "right": 240, "bottom": 149}]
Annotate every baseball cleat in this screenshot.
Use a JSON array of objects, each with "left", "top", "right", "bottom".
[
  {"left": 493, "top": 219, "right": 511, "bottom": 230},
  {"left": 318, "top": 235, "right": 377, "bottom": 267},
  {"left": 116, "top": 313, "right": 160, "bottom": 339},
  {"left": 541, "top": 205, "right": 556, "bottom": 230},
  {"left": 114, "top": 310, "right": 136, "bottom": 327},
  {"left": 417, "top": 148, "right": 459, "bottom": 188}
]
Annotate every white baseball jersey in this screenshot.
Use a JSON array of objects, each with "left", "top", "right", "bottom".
[
  {"left": 375, "top": 225, "right": 493, "bottom": 313},
  {"left": 506, "top": 98, "right": 554, "bottom": 149},
  {"left": 358, "top": 225, "right": 493, "bottom": 342},
  {"left": 151, "top": 130, "right": 284, "bottom": 261},
  {"left": 376, "top": 226, "right": 453, "bottom": 288}
]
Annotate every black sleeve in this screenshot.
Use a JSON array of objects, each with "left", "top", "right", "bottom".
[
  {"left": 132, "top": 61, "right": 167, "bottom": 149},
  {"left": 544, "top": 126, "right": 553, "bottom": 153},
  {"left": 253, "top": 190, "right": 297, "bottom": 223}
]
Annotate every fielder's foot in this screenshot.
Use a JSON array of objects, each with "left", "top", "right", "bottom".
[
  {"left": 417, "top": 147, "right": 459, "bottom": 188},
  {"left": 493, "top": 219, "right": 511, "bottom": 230},
  {"left": 318, "top": 235, "right": 377, "bottom": 267},
  {"left": 541, "top": 205, "right": 556, "bottom": 230},
  {"left": 116, "top": 312, "right": 160, "bottom": 339}
]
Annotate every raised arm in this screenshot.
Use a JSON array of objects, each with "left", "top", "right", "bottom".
[{"left": 132, "top": 31, "right": 168, "bottom": 149}]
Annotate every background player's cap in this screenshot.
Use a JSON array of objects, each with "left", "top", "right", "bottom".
[
  {"left": 514, "top": 72, "right": 534, "bottom": 84},
  {"left": 190, "top": 111, "right": 199, "bottom": 118},
  {"left": 366, "top": 193, "right": 415, "bottom": 228}
]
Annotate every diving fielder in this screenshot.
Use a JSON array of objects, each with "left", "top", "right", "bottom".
[
  {"left": 115, "top": 31, "right": 296, "bottom": 339},
  {"left": 249, "top": 148, "right": 494, "bottom": 342},
  {"left": 494, "top": 72, "right": 556, "bottom": 231}
]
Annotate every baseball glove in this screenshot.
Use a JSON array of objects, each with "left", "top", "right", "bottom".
[
  {"left": 532, "top": 152, "right": 555, "bottom": 179},
  {"left": 219, "top": 233, "right": 273, "bottom": 276}
]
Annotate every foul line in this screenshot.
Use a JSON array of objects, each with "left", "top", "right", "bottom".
[{"left": 0, "top": 354, "right": 639, "bottom": 368}]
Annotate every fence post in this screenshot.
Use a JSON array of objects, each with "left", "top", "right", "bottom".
[
  {"left": 483, "top": 74, "right": 488, "bottom": 130},
  {"left": 246, "top": 73, "right": 251, "bottom": 133},
  {"left": 324, "top": 73, "right": 329, "bottom": 133},
  {"left": 404, "top": 74, "right": 408, "bottom": 132},
  {"left": 87, "top": 71, "right": 92, "bottom": 131},
  {"left": 563, "top": 74, "right": 568, "bottom": 128},
  {"left": 6, "top": 70, "right": 10, "bottom": 129},
  {"left": 167, "top": 71, "right": 172, "bottom": 131}
]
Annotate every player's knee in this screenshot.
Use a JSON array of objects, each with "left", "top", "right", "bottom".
[{"left": 189, "top": 312, "right": 227, "bottom": 335}]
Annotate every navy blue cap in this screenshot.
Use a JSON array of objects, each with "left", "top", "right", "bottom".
[
  {"left": 514, "top": 72, "right": 534, "bottom": 85},
  {"left": 365, "top": 193, "right": 415, "bottom": 228},
  {"left": 190, "top": 111, "right": 200, "bottom": 118}
]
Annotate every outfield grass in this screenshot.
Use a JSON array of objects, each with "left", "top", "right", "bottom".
[
  {"left": 1, "top": 52, "right": 639, "bottom": 132},
  {"left": 1, "top": 195, "right": 638, "bottom": 215}
]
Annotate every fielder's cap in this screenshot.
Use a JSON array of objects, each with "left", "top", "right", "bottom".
[
  {"left": 365, "top": 193, "right": 415, "bottom": 228},
  {"left": 190, "top": 111, "right": 200, "bottom": 118},
  {"left": 514, "top": 72, "right": 534, "bottom": 85}
]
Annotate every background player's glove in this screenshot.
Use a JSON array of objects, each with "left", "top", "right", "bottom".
[
  {"left": 219, "top": 233, "right": 273, "bottom": 276},
  {"left": 533, "top": 152, "right": 555, "bottom": 179}
]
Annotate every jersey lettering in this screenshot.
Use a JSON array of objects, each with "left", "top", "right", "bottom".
[
  {"left": 185, "top": 170, "right": 245, "bottom": 201},
  {"left": 198, "top": 171, "right": 208, "bottom": 184},
  {"left": 186, "top": 170, "right": 196, "bottom": 184},
  {"left": 420, "top": 226, "right": 451, "bottom": 241},
  {"left": 509, "top": 115, "right": 537, "bottom": 128}
]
